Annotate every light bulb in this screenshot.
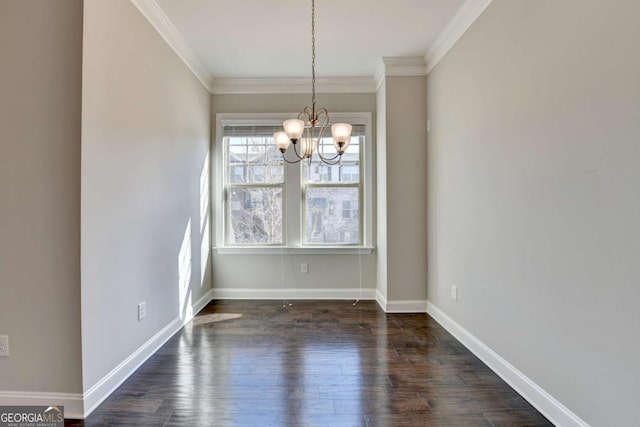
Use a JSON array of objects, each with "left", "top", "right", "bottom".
[
  {"left": 334, "top": 138, "right": 351, "bottom": 154},
  {"left": 331, "top": 123, "right": 352, "bottom": 153},
  {"left": 283, "top": 119, "right": 305, "bottom": 141},
  {"left": 300, "top": 138, "right": 318, "bottom": 158},
  {"left": 331, "top": 123, "right": 352, "bottom": 140},
  {"left": 274, "top": 131, "right": 291, "bottom": 152}
]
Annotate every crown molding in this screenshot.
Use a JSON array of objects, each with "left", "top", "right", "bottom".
[
  {"left": 130, "top": 0, "right": 213, "bottom": 92},
  {"left": 381, "top": 56, "right": 427, "bottom": 77},
  {"left": 425, "top": 0, "right": 493, "bottom": 74},
  {"left": 210, "top": 77, "right": 376, "bottom": 95},
  {"left": 374, "top": 56, "right": 427, "bottom": 91},
  {"left": 374, "top": 61, "right": 385, "bottom": 92}
]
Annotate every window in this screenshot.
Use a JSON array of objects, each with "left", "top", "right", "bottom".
[
  {"left": 224, "top": 126, "right": 284, "bottom": 245},
  {"left": 215, "top": 113, "right": 372, "bottom": 253},
  {"left": 303, "top": 132, "right": 362, "bottom": 245}
]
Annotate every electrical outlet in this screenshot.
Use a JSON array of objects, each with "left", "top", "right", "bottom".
[
  {"left": 138, "top": 302, "right": 147, "bottom": 321},
  {"left": 451, "top": 285, "right": 458, "bottom": 301},
  {"left": 0, "top": 335, "right": 9, "bottom": 357},
  {"left": 300, "top": 263, "right": 309, "bottom": 274}
]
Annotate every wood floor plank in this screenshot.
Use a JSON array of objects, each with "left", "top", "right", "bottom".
[{"left": 68, "top": 300, "right": 552, "bottom": 426}]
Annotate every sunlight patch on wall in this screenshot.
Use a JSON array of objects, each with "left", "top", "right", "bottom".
[
  {"left": 199, "top": 151, "right": 211, "bottom": 288},
  {"left": 200, "top": 151, "right": 210, "bottom": 233},
  {"left": 179, "top": 218, "right": 193, "bottom": 320},
  {"left": 200, "top": 214, "right": 210, "bottom": 287}
]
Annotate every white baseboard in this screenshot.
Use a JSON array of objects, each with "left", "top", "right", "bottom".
[
  {"left": 0, "top": 391, "right": 84, "bottom": 419},
  {"left": 375, "top": 289, "right": 427, "bottom": 313},
  {"left": 375, "top": 289, "right": 387, "bottom": 311},
  {"left": 212, "top": 287, "right": 376, "bottom": 300},
  {"left": 192, "top": 288, "right": 215, "bottom": 314},
  {"left": 82, "top": 288, "right": 214, "bottom": 418},
  {"left": 426, "top": 301, "right": 589, "bottom": 427},
  {"left": 385, "top": 300, "right": 428, "bottom": 313}
]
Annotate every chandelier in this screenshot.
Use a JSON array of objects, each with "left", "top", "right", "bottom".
[{"left": 273, "top": 0, "right": 352, "bottom": 165}]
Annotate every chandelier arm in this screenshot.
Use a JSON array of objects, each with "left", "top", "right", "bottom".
[
  {"left": 316, "top": 107, "right": 329, "bottom": 119},
  {"left": 315, "top": 108, "right": 329, "bottom": 141},
  {"left": 312, "top": 108, "right": 329, "bottom": 159},
  {"left": 315, "top": 154, "right": 342, "bottom": 166},
  {"left": 291, "top": 139, "right": 305, "bottom": 160},
  {"left": 316, "top": 151, "right": 341, "bottom": 162},
  {"left": 281, "top": 152, "right": 306, "bottom": 164},
  {"left": 317, "top": 151, "right": 340, "bottom": 160},
  {"left": 303, "top": 121, "right": 314, "bottom": 158},
  {"left": 299, "top": 108, "right": 313, "bottom": 123}
]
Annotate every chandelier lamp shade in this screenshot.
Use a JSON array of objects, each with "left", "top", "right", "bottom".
[{"left": 274, "top": 0, "right": 352, "bottom": 165}]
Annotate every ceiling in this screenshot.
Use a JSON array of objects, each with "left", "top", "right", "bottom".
[{"left": 154, "top": 0, "right": 467, "bottom": 79}]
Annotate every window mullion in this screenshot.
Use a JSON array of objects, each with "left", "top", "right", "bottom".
[
  {"left": 284, "top": 157, "right": 300, "bottom": 246},
  {"left": 304, "top": 183, "right": 360, "bottom": 189}
]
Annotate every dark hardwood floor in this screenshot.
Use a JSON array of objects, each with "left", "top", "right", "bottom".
[{"left": 69, "top": 300, "right": 552, "bottom": 426}]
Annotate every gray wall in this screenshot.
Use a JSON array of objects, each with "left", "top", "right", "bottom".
[
  {"left": 427, "top": 1, "right": 640, "bottom": 425},
  {"left": 375, "top": 81, "right": 388, "bottom": 300},
  {"left": 81, "top": 0, "right": 212, "bottom": 390},
  {"left": 384, "top": 76, "right": 428, "bottom": 301},
  {"left": 211, "top": 93, "right": 377, "bottom": 293},
  {"left": 0, "top": 0, "right": 83, "bottom": 393}
]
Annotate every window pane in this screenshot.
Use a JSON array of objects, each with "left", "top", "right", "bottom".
[
  {"left": 304, "top": 136, "right": 361, "bottom": 183},
  {"left": 225, "top": 136, "right": 284, "bottom": 184},
  {"left": 305, "top": 187, "right": 359, "bottom": 244},
  {"left": 228, "top": 187, "right": 282, "bottom": 244},
  {"left": 229, "top": 145, "right": 247, "bottom": 162},
  {"left": 229, "top": 165, "right": 246, "bottom": 183},
  {"left": 341, "top": 165, "right": 359, "bottom": 182}
]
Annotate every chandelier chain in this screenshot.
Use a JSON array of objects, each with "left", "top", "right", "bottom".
[
  {"left": 311, "top": 0, "right": 316, "bottom": 111},
  {"left": 276, "top": 0, "right": 351, "bottom": 167}
]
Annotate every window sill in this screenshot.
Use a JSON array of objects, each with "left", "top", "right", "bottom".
[{"left": 214, "top": 246, "right": 375, "bottom": 255}]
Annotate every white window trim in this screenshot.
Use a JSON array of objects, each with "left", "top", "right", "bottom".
[{"left": 214, "top": 112, "right": 374, "bottom": 254}]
